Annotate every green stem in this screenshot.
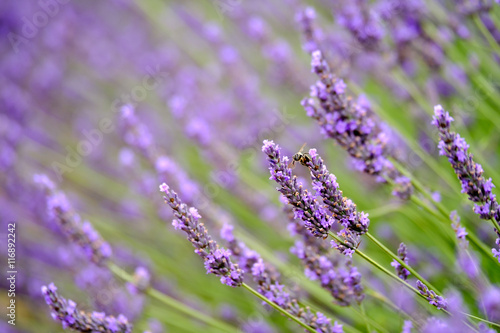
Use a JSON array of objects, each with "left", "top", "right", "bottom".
[
  {"left": 328, "top": 232, "right": 424, "bottom": 299},
  {"left": 408, "top": 194, "right": 456, "bottom": 242},
  {"left": 359, "top": 303, "right": 372, "bottom": 333},
  {"left": 490, "top": 218, "right": 500, "bottom": 234},
  {"left": 107, "top": 262, "right": 236, "bottom": 333},
  {"left": 389, "top": 158, "right": 498, "bottom": 262},
  {"left": 465, "top": 313, "right": 500, "bottom": 329},
  {"left": 349, "top": 82, "right": 458, "bottom": 190},
  {"left": 473, "top": 15, "right": 500, "bottom": 58},
  {"left": 241, "top": 283, "right": 317, "bottom": 333},
  {"left": 330, "top": 233, "right": 496, "bottom": 328},
  {"left": 391, "top": 68, "right": 431, "bottom": 115},
  {"left": 365, "top": 232, "right": 441, "bottom": 294},
  {"left": 366, "top": 289, "right": 417, "bottom": 325}
]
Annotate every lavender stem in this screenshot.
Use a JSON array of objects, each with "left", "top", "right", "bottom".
[
  {"left": 241, "top": 283, "right": 318, "bottom": 333},
  {"left": 347, "top": 81, "right": 459, "bottom": 190},
  {"left": 365, "top": 232, "right": 440, "bottom": 294},
  {"left": 107, "top": 262, "right": 236, "bottom": 333},
  {"left": 386, "top": 157, "right": 496, "bottom": 262}
]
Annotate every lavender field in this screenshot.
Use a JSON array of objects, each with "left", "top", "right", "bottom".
[{"left": 3, "top": 1, "right": 500, "bottom": 332}]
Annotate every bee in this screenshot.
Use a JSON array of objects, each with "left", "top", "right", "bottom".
[{"left": 289, "top": 143, "right": 311, "bottom": 169}]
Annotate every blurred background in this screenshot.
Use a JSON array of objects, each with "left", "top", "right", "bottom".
[{"left": 2, "top": 0, "right": 500, "bottom": 332}]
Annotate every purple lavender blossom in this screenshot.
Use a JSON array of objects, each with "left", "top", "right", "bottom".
[
  {"left": 421, "top": 317, "right": 449, "bottom": 333},
  {"left": 34, "top": 174, "right": 112, "bottom": 265},
  {"left": 303, "top": 50, "right": 413, "bottom": 199},
  {"left": 305, "top": 148, "right": 370, "bottom": 235},
  {"left": 119, "top": 104, "right": 201, "bottom": 203},
  {"left": 335, "top": 1, "right": 384, "bottom": 51},
  {"left": 432, "top": 105, "right": 500, "bottom": 261},
  {"left": 283, "top": 202, "right": 363, "bottom": 302},
  {"left": 451, "top": 211, "right": 468, "bottom": 243},
  {"left": 295, "top": 7, "right": 321, "bottom": 54},
  {"left": 480, "top": 286, "right": 500, "bottom": 322},
  {"left": 291, "top": 240, "right": 364, "bottom": 305},
  {"left": 458, "top": 0, "right": 493, "bottom": 16},
  {"left": 478, "top": 323, "right": 497, "bottom": 333},
  {"left": 262, "top": 140, "right": 333, "bottom": 238},
  {"left": 391, "top": 243, "right": 410, "bottom": 280},
  {"left": 416, "top": 280, "right": 448, "bottom": 310},
  {"left": 241, "top": 319, "right": 275, "bottom": 333},
  {"left": 451, "top": 211, "right": 480, "bottom": 277},
  {"left": 478, "top": 12, "right": 500, "bottom": 46},
  {"left": 493, "top": 229, "right": 500, "bottom": 262},
  {"left": 432, "top": 105, "right": 496, "bottom": 211},
  {"left": 159, "top": 183, "right": 243, "bottom": 287},
  {"left": 263, "top": 141, "right": 362, "bottom": 257},
  {"left": 120, "top": 105, "right": 154, "bottom": 154},
  {"left": 42, "top": 283, "right": 132, "bottom": 333},
  {"left": 402, "top": 320, "right": 412, "bottom": 333},
  {"left": 330, "top": 228, "right": 360, "bottom": 258},
  {"left": 126, "top": 267, "right": 151, "bottom": 294},
  {"left": 220, "top": 223, "right": 343, "bottom": 332}
]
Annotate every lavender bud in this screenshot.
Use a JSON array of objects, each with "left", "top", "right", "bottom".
[
  {"left": 295, "top": 7, "right": 320, "bottom": 54},
  {"left": 330, "top": 228, "right": 360, "bottom": 258},
  {"left": 41, "top": 283, "right": 132, "bottom": 333},
  {"left": 480, "top": 287, "right": 500, "bottom": 322},
  {"left": 402, "top": 320, "right": 413, "bottom": 333},
  {"left": 391, "top": 243, "right": 410, "bottom": 280},
  {"left": 478, "top": 323, "right": 496, "bottom": 333},
  {"left": 416, "top": 280, "right": 448, "bottom": 310},
  {"left": 126, "top": 267, "right": 151, "bottom": 294},
  {"left": 291, "top": 240, "right": 364, "bottom": 305},
  {"left": 492, "top": 229, "right": 500, "bottom": 262}
]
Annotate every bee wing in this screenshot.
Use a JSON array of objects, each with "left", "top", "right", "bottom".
[
  {"left": 298, "top": 142, "right": 307, "bottom": 154},
  {"left": 288, "top": 160, "right": 296, "bottom": 169}
]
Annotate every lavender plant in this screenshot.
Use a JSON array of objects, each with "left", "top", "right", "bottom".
[
  {"left": 159, "top": 182, "right": 342, "bottom": 332},
  {"left": 301, "top": 49, "right": 413, "bottom": 199},
  {"left": 41, "top": 283, "right": 132, "bottom": 333},
  {"left": 220, "top": 224, "right": 345, "bottom": 332},
  {"left": 262, "top": 140, "right": 449, "bottom": 308},
  {"left": 159, "top": 182, "right": 244, "bottom": 287},
  {"left": 4, "top": 0, "right": 500, "bottom": 332},
  {"left": 432, "top": 105, "right": 500, "bottom": 261}
]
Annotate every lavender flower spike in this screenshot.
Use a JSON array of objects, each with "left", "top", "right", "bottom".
[
  {"left": 221, "top": 224, "right": 344, "bottom": 332},
  {"left": 263, "top": 141, "right": 360, "bottom": 257},
  {"left": 263, "top": 141, "right": 360, "bottom": 256},
  {"left": 391, "top": 243, "right": 410, "bottom": 281},
  {"left": 42, "top": 283, "right": 132, "bottom": 333},
  {"left": 34, "top": 174, "right": 112, "bottom": 265},
  {"left": 416, "top": 280, "right": 448, "bottom": 310},
  {"left": 291, "top": 240, "right": 364, "bottom": 305},
  {"left": 283, "top": 204, "right": 364, "bottom": 305},
  {"left": 262, "top": 140, "right": 333, "bottom": 238},
  {"left": 159, "top": 183, "right": 243, "bottom": 287},
  {"left": 432, "top": 105, "right": 497, "bottom": 215},
  {"left": 302, "top": 50, "right": 413, "bottom": 199},
  {"left": 402, "top": 320, "right": 413, "bottom": 333},
  {"left": 305, "top": 148, "right": 370, "bottom": 235},
  {"left": 432, "top": 105, "right": 500, "bottom": 260}
]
